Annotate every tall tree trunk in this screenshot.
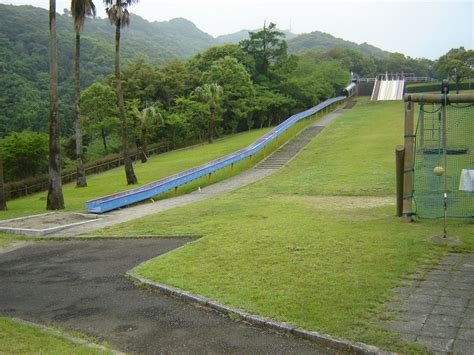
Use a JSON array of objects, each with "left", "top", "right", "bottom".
[
  {"left": 208, "top": 102, "right": 215, "bottom": 144},
  {"left": 47, "top": 0, "right": 65, "bottom": 210},
  {"left": 74, "top": 31, "right": 87, "bottom": 188},
  {"left": 0, "top": 154, "right": 7, "bottom": 211},
  {"left": 101, "top": 128, "right": 108, "bottom": 153},
  {"left": 114, "top": 22, "right": 137, "bottom": 185},
  {"left": 141, "top": 128, "right": 148, "bottom": 163}
]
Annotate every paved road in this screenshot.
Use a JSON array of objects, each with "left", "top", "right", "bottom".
[
  {"left": 56, "top": 109, "right": 348, "bottom": 237},
  {"left": 0, "top": 239, "right": 333, "bottom": 354}
]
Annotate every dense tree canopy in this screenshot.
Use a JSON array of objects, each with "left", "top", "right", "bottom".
[
  {"left": 433, "top": 47, "right": 473, "bottom": 92},
  {"left": 1, "top": 131, "right": 49, "bottom": 181},
  {"left": 240, "top": 22, "right": 288, "bottom": 81},
  {"left": 203, "top": 57, "right": 255, "bottom": 133},
  {"left": 81, "top": 82, "right": 119, "bottom": 153}
]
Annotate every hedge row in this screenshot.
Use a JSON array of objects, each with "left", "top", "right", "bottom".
[{"left": 405, "top": 81, "right": 473, "bottom": 93}]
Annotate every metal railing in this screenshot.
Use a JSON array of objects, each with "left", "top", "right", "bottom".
[
  {"left": 359, "top": 77, "right": 437, "bottom": 83},
  {"left": 86, "top": 96, "right": 347, "bottom": 213}
]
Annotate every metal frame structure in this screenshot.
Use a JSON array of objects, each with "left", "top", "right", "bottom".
[
  {"left": 86, "top": 96, "right": 347, "bottom": 213},
  {"left": 400, "top": 93, "right": 474, "bottom": 221}
]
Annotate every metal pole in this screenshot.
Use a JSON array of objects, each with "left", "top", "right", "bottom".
[
  {"left": 419, "top": 104, "right": 425, "bottom": 151},
  {"left": 442, "top": 91, "right": 448, "bottom": 238},
  {"left": 403, "top": 100, "right": 415, "bottom": 221}
]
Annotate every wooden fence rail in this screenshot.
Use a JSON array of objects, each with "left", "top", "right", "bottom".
[{"left": 5, "top": 142, "right": 170, "bottom": 201}]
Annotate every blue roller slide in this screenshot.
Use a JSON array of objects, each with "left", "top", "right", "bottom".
[{"left": 86, "top": 96, "right": 347, "bottom": 213}]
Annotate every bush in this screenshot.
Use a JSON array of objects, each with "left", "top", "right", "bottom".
[
  {"left": 1, "top": 131, "right": 48, "bottom": 181},
  {"left": 405, "top": 81, "right": 473, "bottom": 93}
]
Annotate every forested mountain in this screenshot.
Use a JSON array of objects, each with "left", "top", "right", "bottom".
[
  {"left": 215, "top": 28, "right": 389, "bottom": 58},
  {"left": 0, "top": 3, "right": 391, "bottom": 139},
  {"left": 216, "top": 29, "right": 298, "bottom": 44},
  {"left": 287, "top": 31, "right": 390, "bottom": 58},
  {"left": 0, "top": 4, "right": 215, "bottom": 137}
]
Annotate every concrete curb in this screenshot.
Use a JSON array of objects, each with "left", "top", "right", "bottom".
[
  {"left": 34, "top": 234, "right": 203, "bottom": 240},
  {"left": 126, "top": 270, "right": 391, "bottom": 355},
  {"left": 10, "top": 317, "right": 124, "bottom": 354}
]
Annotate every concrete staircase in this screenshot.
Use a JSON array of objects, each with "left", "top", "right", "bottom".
[
  {"left": 256, "top": 103, "right": 357, "bottom": 170},
  {"left": 256, "top": 126, "right": 324, "bottom": 170}
]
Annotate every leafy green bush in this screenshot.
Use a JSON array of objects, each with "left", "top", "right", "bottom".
[
  {"left": 405, "top": 81, "right": 473, "bottom": 93},
  {"left": 1, "top": 131, "right": 48, "bottom": 181}
]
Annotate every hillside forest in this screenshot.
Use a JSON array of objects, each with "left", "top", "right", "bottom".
[{"left": 0, "top": 4, "right": 472, "bottom": 187}]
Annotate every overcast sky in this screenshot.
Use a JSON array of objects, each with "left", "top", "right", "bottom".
[{"left": 1, "top": 0, "right": 472, "bottom": 59}]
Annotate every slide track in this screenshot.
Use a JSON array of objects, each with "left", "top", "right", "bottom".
[{"left": 86, "top": 96, "right": 346, "bottom": 213}]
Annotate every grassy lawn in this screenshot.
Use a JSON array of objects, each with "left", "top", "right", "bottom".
[
  {"left": 0, "top": 128, "right": 271, "bottom": 221},
  {"left": 0, "top": 232, "right": 29, "bottom": 248},
  {"left": 0, "top": 317, "right": 109, "bottom": 354},
  {"left": 252, "top": 100, "right": 402, "bottom": 197},
  {"left": 94, "top": 98, "right": 473, "bottom": 352}
]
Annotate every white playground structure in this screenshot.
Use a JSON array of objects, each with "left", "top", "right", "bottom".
[{"left": 371, "top": 73, "right": 405, "bottom": 101}]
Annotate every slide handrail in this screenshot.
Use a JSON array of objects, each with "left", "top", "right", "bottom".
[{"left": 86, "top": 96, "right": 347, "bottom": 213}]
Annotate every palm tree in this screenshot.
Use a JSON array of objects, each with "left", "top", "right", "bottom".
[
  {"left": 195, "top": 83, "right": 223, "bottom": 144},
  {"left": 136, "top": 106, "right": 162, "bottom": 163},
  {"left": 47, "top": 0, "right": 65, "bottom": 210},
  {"left": 71, "top": 0, "right": 96, "bottom": 188},
  {"left": 104, "top": 0, "right": 138, "bottom": 185}
]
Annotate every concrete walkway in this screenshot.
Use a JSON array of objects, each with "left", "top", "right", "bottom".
[
  {"left": 383, "top": 253, "right": 474, "bottom": 354},
  {"left": 57, "top": 109, "right": 348, "bottom": 237},
  {"left": 0, "top": 239, "right": 333, "bottom": 354}
]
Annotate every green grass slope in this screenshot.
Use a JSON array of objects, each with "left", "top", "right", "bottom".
[
  {"left": 253, "top": 100, "right": 402, "bottom": 196},
  {"left": 0, "top": 128, "right": 270, "bottom": 221},
  {"left": 95, "top": 99, "right": 473, "bottom": 352}
]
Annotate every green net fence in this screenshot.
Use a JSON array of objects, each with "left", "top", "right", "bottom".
[{"left": 413, "top": 101, "right": 474, "bottom": 218}]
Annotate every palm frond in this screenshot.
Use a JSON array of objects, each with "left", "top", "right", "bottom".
[
  {"left": 105, "top": 2, "right": 132, "bottom": 27},
  {"left": 139, "top": 106, "right": 163, "bottom": 130},
  {"left": 103, "top": 0, "right": 139, "bottom": 8},
  {"left": 71, "top": 0, "right": 96, "bottom": 32},
  {"left": 195, "top": 83, "right": 223, "bottom": 103}
]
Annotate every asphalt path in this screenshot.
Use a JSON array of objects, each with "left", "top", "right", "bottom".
[{"left": 0, "top": 239, "right": 332, "bottom": 354}]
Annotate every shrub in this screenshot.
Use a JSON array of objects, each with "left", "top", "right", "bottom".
[
  {"left": 1, "top": 131, "right": 48, "bottom": 181},
  {"left": 405, "top": 81, "right": 473, "bottom": 93}
]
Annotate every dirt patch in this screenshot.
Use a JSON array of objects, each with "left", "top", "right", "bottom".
[
  {"left": 343, "top": 101, "right": 357, "bottom": 109},
  {"left": 279, "top": 195, "right": 394, "bottom": 210},
  {"left": 0, "top": 213, "right": 99, "bottom": 235}
]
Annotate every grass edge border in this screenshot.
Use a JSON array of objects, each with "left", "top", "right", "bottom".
[
  {"left": 6, "top": 317, "right": 123, "bottom": 354},
  {"left": 126, "top": 263, "right": 392, "bottom": 355}
]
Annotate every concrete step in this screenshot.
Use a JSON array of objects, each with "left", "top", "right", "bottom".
[{"left": 255, "top": 124, "right": 325, "bottom": 170}]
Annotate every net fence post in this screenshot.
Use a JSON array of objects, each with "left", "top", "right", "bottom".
[
  {"left": 442, "top": 94, "right": 448, "bottom": 237},
  {"left": 396, "top": 145, "right": 405, "bottom": 217},
  {"left": 403, "top": 100, "right": 415, "bottom": 221},
  {"left": 419, "top": 104, "right": 424, "bottom": 151}
]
